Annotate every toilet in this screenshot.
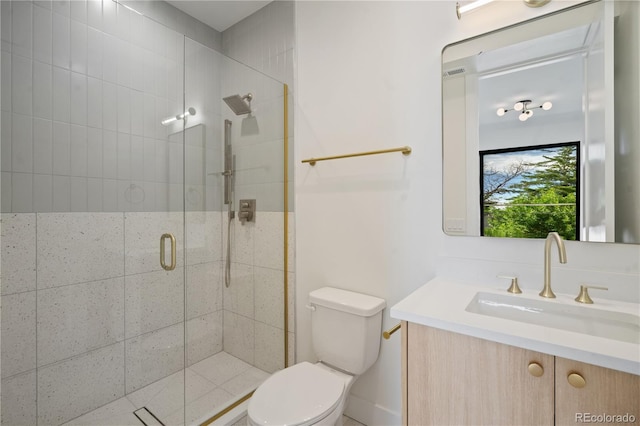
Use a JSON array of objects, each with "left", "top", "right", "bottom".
[{"left": 247, "top": 287, "right": 386, "bottom": 426}]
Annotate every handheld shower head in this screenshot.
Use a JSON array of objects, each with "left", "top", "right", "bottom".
[{"left": 223, "top": 93, "right": 253, "bottom": 115}]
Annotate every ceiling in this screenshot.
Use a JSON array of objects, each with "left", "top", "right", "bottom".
[{"left": 166, "top": 1, "right": 272, "bottom": 32}]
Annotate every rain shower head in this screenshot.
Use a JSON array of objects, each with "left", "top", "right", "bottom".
[{"left": 223, "top": 93, "right": 253, "bottom": 115}]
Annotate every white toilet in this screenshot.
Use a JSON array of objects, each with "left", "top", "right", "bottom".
[{"left": 247, "top": 287, "right": 386, "bottom": 426}]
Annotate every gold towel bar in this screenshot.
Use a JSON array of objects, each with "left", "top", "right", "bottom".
[
  {"left": 383, "top": 323, "right": 401, "bottom": 340},
  {"left": 302, "top": 146, "right": 412, "bottom": 166}
]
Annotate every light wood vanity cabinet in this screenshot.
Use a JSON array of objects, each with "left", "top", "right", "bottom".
[{"left": 401, "top": 321, "right": 640, "bottom": 426}]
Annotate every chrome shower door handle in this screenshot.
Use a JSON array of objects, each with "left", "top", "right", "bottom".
[{"left": 160, "top": 233, "right": 176, "bottom": 271}]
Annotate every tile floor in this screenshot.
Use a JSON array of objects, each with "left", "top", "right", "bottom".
[{"left": 62, "top": 352, "right": 269, "bottom": 426}]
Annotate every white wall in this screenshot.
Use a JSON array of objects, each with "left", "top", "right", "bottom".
[{"left": 295, "top": 1, "right": 640, "bottom": 425}]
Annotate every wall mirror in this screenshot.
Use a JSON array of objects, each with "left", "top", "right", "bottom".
[{"left": 442, "top": 0, "right": 639, "bottom": 244}]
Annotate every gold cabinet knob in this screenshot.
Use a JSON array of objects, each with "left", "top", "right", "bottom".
[
  {"left": 528, "top": 362, "right": 544, "bottom": 377},
  {"left": 568, "top": 372, "right": 586, "bottom": 388}
]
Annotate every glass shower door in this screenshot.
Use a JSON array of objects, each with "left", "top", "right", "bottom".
[{"left": 0, "top": 2, "right": 189, "bottom": 425}]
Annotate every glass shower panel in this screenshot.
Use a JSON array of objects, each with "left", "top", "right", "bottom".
[
  {"left": 0, "top": 2, "right": 187, "bottom": 424},
  {"left": 183, "top": 37, "right": 287, "bottom": 424}
]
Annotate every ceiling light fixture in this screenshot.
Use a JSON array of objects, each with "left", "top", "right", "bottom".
[{"left": 496, "top": 100, "right": 553, "bottom": 122}]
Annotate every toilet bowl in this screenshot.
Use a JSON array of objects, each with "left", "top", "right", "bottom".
[
  {"left": 247, "top": 287, "right": 386, "bottom": 426},
  {"left": 247, "top": 362, "right": 354, "bottom": 426}
]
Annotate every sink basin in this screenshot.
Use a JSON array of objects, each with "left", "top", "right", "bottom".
[{"left": 466, "top": 292, "right": 640, "bottom": 344}]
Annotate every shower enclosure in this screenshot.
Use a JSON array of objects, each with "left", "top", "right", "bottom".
[{"left": 0, "top": 2, "right": 289, "bottom": 425}]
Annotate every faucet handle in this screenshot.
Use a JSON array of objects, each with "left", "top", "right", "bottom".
[
  {"left": 498, "top": 275, "right": 522, "bottom": 294},
  {"left": 575, "top": 285, "right": 608, "bottom": 304}
]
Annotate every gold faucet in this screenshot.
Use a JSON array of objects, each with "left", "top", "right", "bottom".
[{"left": 540, "top": 232, "right": 567, "bottom": 298}]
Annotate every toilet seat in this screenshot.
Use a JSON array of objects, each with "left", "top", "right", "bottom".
[{"left": 248, "top": 362, "right": 346, "bottom": 426}]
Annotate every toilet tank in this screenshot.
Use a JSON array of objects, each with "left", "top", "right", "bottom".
[{"left": 309, "top": 287, "right": 386, "bottom": 375}]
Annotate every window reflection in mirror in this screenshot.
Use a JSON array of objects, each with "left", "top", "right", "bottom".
[
  {"left": 442, "top": 0, "right": 640, "bottom": 244},
  {"left": 480, "top": 142, "right": 580, "bottom": 240}
]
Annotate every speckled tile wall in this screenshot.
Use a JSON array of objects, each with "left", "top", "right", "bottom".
[{"left": 0, "top": 211, "right": 224, "bottom": 425}]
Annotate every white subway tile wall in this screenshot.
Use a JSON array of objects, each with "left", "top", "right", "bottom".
[{"left": 0, "top": 0, "right": 223, "bottom": 214}]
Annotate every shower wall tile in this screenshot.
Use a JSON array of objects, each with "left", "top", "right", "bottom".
[
  {"left": 187, "top": 261, "right": 222, "bottom": 320},
  {"left": 254, "top": 322, "right": 284, "bottom": 374},
  {"left": 52, "top": 175, "right": 70, "bottom": 212},
  {"left": 186, "top": 211, "right": 222, "bottom": 265},
  {"left": 37, "top": 342, "right": 125, "bottom": 426},
  {"left": 70, "top": 72, "right": 88, "bottom": 126},
  {"left": 33, "top": 173, "right": 53, "bottom": 212},
  {"left": 125, "top": 323, "right": 184, "bottom": 393},
  {"left": 52, "top": 1, "right": 71, "bottom": 19},
  {"left": 0, "top": 291, "right": 36, "bottom": 378},
  {"left": 223, "top": 263, "right": 254, "bottom": 319},
  {"left": 11, "top": 172, "right": 33, "bottom": 213},
  {"left": 254, "top": 266, "right": 284, "bottom": 329},
  {"left": 87, "top": 77, "right": 103, "bottom": 129},
  {"left": 11, "top": 54, "right": 33, "bottom": 115},
  {"left": 233, "top": 218, "right": 254, "bottom": 266},
  {"left": 87, "top": 178, "right": 103, "bottom": 212},
  {"left": 102, "top": 81, "right": 117, "bottom": 131},
  {"left": 1, "top": 369, "right": 37, "bottom": 426},
  {"left": 1, "top": 172, "right": 12, "bottom": 212},
  {"left": 87, "top": 0, "right": 102, "bottom": 32},
  {"left": 87, "top": 27, "right": 103, "bottom": 79},
  {"left": 36, "top": 212, "right": 124, "bottom": 288},
  {"left": 187, "top": 311, "right": 223, "bottom": 366},
  {"left": 70, "top": 0, "right": 87, "bottom": 24},
  {"left": 37, "top": 277, "right": 125, "bottom": 367},
  {"left": 70, "top": 20, "right": 88, "bottom": 75},
  {"left": 223, "top": 311, "right": 254, "bottom": 366},
  {"left": 1, "top": 1, "right": 11, "bottom": 53},
  {"left": 254, "top": 212, "right": 284, "bottom": 270},
  {"left": 52, "top": 121, "right": 70, "bottom": 175},
  {"left": 102, "top": 129, "right": 117, "bottom": 179},
  {"left": 11, "top": 1, "right": 32, "bottom": 59},
  {"left": 70, "top": 124, "right": 88, "bottom": 177},
  {"left": 124, "top": 211, "right": 184, "bottom": 275},
  {"left": 70, "top": 177, "right": 88, "bottom": 211},
  {"left": 33, "top": 61, "right": 52, "bottom": 120},
  {"left": 1, "top": 213, "right": 36, "bottom": 295},
  {"left": 124, "top": 268, "right": 184, "bottom": 339},
  {"left": 1, "top": 113, "right": 10, "bottom": 173},
  {"left": 52, "top": 66, "right": 71, "bottom": 123},
  {"left": 1, "top": 52, "right": 10, "bottom": 113},
  {"left": 52, "top": 12, "right": 70, "bottom": 69},
  {"left": 11, "top": 112, "right": 33, "bottom": 173}
]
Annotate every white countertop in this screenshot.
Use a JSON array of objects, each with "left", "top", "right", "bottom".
[{"left": 390, "top": 277, "right": 640, "bottom": 375}]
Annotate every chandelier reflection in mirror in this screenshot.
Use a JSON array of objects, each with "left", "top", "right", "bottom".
[{"left": 496, "top": 100, "right": 553, "bottom": 122}]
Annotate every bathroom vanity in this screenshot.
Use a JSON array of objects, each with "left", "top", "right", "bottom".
[{"left": 390, "top": 278, "right": 640, "bottom": 426}]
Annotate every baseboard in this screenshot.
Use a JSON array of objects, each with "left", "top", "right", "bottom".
[{"left": 344, "top": 394, "right": 401, "bottom": 426}]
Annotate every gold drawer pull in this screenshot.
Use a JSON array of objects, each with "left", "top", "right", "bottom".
[
  {"left": 568, "top": 372, "right": 586, "bottom": 388},
  {"left": 160, "top": 233, "right": 176, "bottom": 271},
  {"left": 528, "top": 362, "right": 544, "bottom": 377}
]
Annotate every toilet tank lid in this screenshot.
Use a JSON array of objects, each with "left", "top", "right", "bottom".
[{"left": 309, "top": 287, "right": 386, "bottom": 316}]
